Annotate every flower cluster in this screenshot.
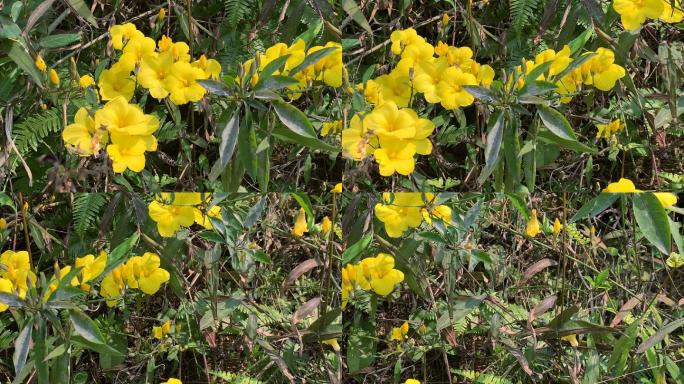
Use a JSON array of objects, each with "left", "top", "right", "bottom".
[
  {"left": 374, "top": 193, "right": 452, "bottom": 238},
  {"left": 602, "top": 178, "right": 678, "bottom": 208},
  {"left": 46, "top": 251, "right": 108, "bottom": 299},
  {"left": 596, "top": 119, "right": 625, "bottom": 139},
  {"left": 100, "top": 252, "right": 170, "bottom": 307},
  {"left": 613, "top": 0, "right": 683, "bottom": 31},
  {"left": 341, "top": 253, "right": 405, "bottom": 309},
  {"left": 148, "top": 193, "right": 222, "bottom": 237},
  {"left": 511, "top": 45, "right": 626, "bottom": 103},
  {"left": 238, "top": 39, "right": 343, "bottom": 96},
  {"left": 105, "top": 23, "right": 220, "bottom": 104},
  {"left": 0, "top": 251, "right": 37, "bottom": 309}
]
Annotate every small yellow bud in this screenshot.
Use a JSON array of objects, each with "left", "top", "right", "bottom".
[
  {"left": 331, "top": 183, "right": 342, "bottom": 193},
  {"left": 321, "top": 216, "right": 332, "bottom": 235},
  {"left": 526, "top": 209, "right": 540, "bottom": 238},
  {"left": 22, "top": 202, "right": 29, "bottom": 211},
  {"left": 35, "top": 55, "right": 47, "bottom": 72},
  {"left": 158, "top": 8, "right": 166, "bottom": 23},
  {"left": 553, "top": 218, "right": 562, "bottom": 236},
  {"left": 49, "top": 68, "right": 60, "bottom": 85},
  {"left": 441, "top": 13, "right": 450, "bottom": 27},
  {"left": 79, "top": 74, "right": 95, "bottom": 88},
  {"left": 41, "top": 103, "right": 48, "bottom": 110},
  {"left": 0, "top": 218, "right": 7, "bottom": 230}
]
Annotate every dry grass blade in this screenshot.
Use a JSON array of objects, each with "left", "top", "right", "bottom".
[
  {"left": 528, "top": 295, "right": 558, "bottom": 326},
  {"left": 292, "top": 296, "right": 321, "bottom": 330},
  {"left": 281, "top": 259, "right": 321, "bottom": 291},
  {"left": 521, "top": 258, "right": 558, "bottom": 284},
  {"left": 610, "top": 294, "right": 644, "bottom": 327}
]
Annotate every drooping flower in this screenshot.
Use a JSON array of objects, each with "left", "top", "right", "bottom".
[
  {"left": 654, "top": 192, "right": 678, "bottom": 208},
  {"left": 553, "top": 218, "right": 562, "bottom": 236},
  {"left": 100, "top": 265, "right": 126, "bottom": 306},
  {"left": 526, "top": 209, "right": 541, "bottom": 238},
  {"left": 331, "top": 183, "right": 342, "bottom": 193},
  {"left": 320, "top": 216, "right": 332, "bottom": 236},
  {"left": 292, "top": 208, "right": 308, "bottom": 237},
  {"left": 322, "top": 338, "right": 341, "bottom": 352}
]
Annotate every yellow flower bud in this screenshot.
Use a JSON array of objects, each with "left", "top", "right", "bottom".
[
  {"left": 22, "top": 202, "right": 29, "bottom": 211},
  {"left": 553, "top": 218, "right": 562, "bottom": 236},
  {"left": 442, "top": 13, "right": 450, "bottom": 27},
  {"left": 35, "top": 55, "right": 47, "bottom": 72},
  {"left": 292, "top": 208, "right": 307, "bottom": 237},
  {"left": 321, "top": 216, "right": 332, "bottom": 235},
  {"left": 49, "top": 69, "right": 60, "bottom": 85},
  {"left": 158, "top": 8, "right": 166, "bottom": 23},
  {"left": 0, "top": 218, "right": 6, "bottom": 230},
  {"left": 331, "top": 183, "right": 342, "bottom": 193},
  {"left": 322, "top": 338, "right": 340, "bottom": 352},
  {"left": 41, "top": 103, "right": 47, "bottom": 110},
  {"left": 526, "top": 209, "right": 540, "bottom": 238},
  {"left": 79, "top": 74, "right": 95, "bottom": 88}
]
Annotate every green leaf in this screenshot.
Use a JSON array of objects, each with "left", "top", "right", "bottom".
[
  {"left": 637, "top": 318, "right": 684, "bottom": 353},
  {"left": 519, "top": 80, "right": 558, "bottom": 97},
  {"left": 272, "top": 124, "right": 337, "bottom": 152},
  {"left": 462, "top": 85, "right": 500, "bottom": 103},
  {"left": 342, "top": 234, "right": 373, "bottom": 265},
  {"left": 347, "top": 317, "right": 376, "bottom": 373},
  {"left": 537, "top": 128, "right": 597, "bottom": 154},
  {"left": 70, "top": 309, "right": 106, "bottom": 345},
  {"left": 0, "top": 292, "right": 25, "bottom": 308},
  {"left": 633, "top": 193, "right": 671, "bottom": 255},
  {"left": 254, "top": 75, "right": 300, "bottom": 91},
  {"left": 13, "top": 322, "right": 32, "bottom": 375},
  {"left": 197, "top": 79, "right": 231, "bottom": 96},
  {"left": 71, "top": 335, "right": 125, "bottom": 356},
  {"left": 537, "top": 104, "right": 577, "bottom": 142},
  {"left": 478, "top": 111, "right": 505, "bottom": 184},
  {"left": 243, "top": 196, "right": 268, "bottom": 229},
  {"left": 65, "top": 0, "right": 97, "bottom": 26},
  {"left": 39, "top": 33, "right": 81, "bottom": 48},
  {"left": 271, "top": 100, "right": 317, "bottom": 138},
  {"left": 342, "top": 0, "right": 372, "bottom": 35},
  {"left": 101, "top": 232, "right": 139, "bottom": 277},
  {"left": 570, "top": 193, "right": 620, "bottom": 223},
  {"left": 219, "top": 109, "right": 240, "bottom": 170},
  {"left": 289, "top": 47, "right": 338, "bottom": 76},
  {"left": 7, "top": 41, "right": 43, "bottom": 87}
]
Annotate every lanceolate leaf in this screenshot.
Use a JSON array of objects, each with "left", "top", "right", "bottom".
[
  {"left": 632, "top": 193, "right": 671, "bottom": 255},
  {"left": 570, "top": 193, "right": 620, "bottom": 223},
  {"left": 13, "top": 322, "right": 32, "bottom": 375},
  {"left": 289, "top": 47, "right": 338, "bottom": 76},
  {"left": 636, "top": 318, "right": 684, "bottom": 353},
  {"left": 70, "top": 309, "right": 106, "bottom": 345},
  {"left": 272, "top": 100, "right": 317, "bottom": 138},
  {"left": 219, "top": 109, "right": 240, "bottom": 170},
  {"left": 478, "top": 111, "right": 505, "bottom": 184},
  {"left": 537, "top": 104, "right": 577, "bottom": 142}
]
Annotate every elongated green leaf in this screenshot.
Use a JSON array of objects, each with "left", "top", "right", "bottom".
[
  {"left": 40, "top": 33, "right": 81, "bottom": 48},
  {"left": 538, "top": 128, "right": 597, "bottom": 154},
  {"left": 342, "top": 0, "right": 372, "bottom": 35},
  {"left": 7, "top": 41, "right": 43, "bottom": 87},
  {"left": 478, "top": 111, "right": 505, "bottom": 183},
  {"left": 519, "top": 80, "right": 557, "bottom": 97},
  {"left": 570, "top": 193, "right": 620, "bottom": 223},
  {"left": 254, "top": 75, "right": 300, "bottom": 91},
  {"left": 342, "top": 234, "right": 373, "bottom": 265},
  {"left": 65, "top": 0, "right": 97, "bottom": 26},
  {"left": 289, "top": 47, "right": 338, "bottom": 76},
  {"left": 0, "top": 292, "right": 25, "bottom": 308},
  {"left": 463, "top": 85, "right": 500, "bottom": 103},
  {"left": 633, "top": 193, "right": 671, "bottom": 255},
  {"left": 70, "top": 309, "right": 106, "bottom": 345},
  {"left": 71, "top": 335, "right": 125, "bottom": 356},
  {"left": 197, "top": 79, "right": 231, "bottom": 96},
  {"left": 537, "top": 104, "right": 577, "bottom": 141},
  {"left": 13, "top": 322, "right": 32, "bottom": 375},
  {"left": 272, "top": 100, "right": 317, "bottom": 138},
  {"left": 637, "top": 318, "right": 684, "bottom": 353},
  {"left": 257, "top": 54, "right": 291, "bottom": 80},
  {"left": 272, "top": 124, "right": 337, "bottom": 152},
  {"left": 219, "top": 110, "right": 240, "bottom": 169},
  {"left": 101, "top": 232, "right": 138, "bottom": 278},
  {"left": 347, "top": 317, "right": 376, "bottom": 373}
]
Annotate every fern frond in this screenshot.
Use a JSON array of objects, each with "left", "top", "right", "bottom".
[
  {"left": 225, "top": 0, "right": 253, "bottom": 27},
  {"left": 509, "top": 0, "right": 539, "bottom": 31},
  {"left": 453, "top": 369, "right": 515, "bottom": 384},
  {"left": 73, "top": 193, "right": 107, "bottom": 237},
  {"left": 210, "top": 370, "right": 264, "bottom": 384},
  {"left": 12, "top": 108, "right": 62, "bottom": 153}
]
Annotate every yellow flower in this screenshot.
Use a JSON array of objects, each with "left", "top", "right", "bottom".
[
  {"left": 193, "top": 205, "right": 222, "bottom": 229},
  {"left": 107, "top": 141, "right": 148, "bottom": 173},
  {"left": 45, "top": 265, "right": 73, "bottom": 300},
  {"left": 358, "top": 253, "right": 404, "bottom": 296},
  {"left": 49, "top": 69, "right": 60, "bottom": 85},
  {"left": 161, "top": 379, "right": 182, "bottom": 384},
  {"left": 148, "top": 200, "right": 197, "bottom": 237},
  {"left": 73, "top": 251, "right": 107, "bottom": 290},
  {"left": 109, "top": 23, "right": 144, "bottom": 50},
  {"left": 422, "top": 204, "right": 452, "bottom": 225},
  {"left": 580, "top": 48, "right": 625, "bottom": 91},
  {"left": 98, "top": 66, "right": 136, "bottom": 101},
  {"left": 321, "top": 216, "right": 332, "bottom": 235},
  {"left": 307, "top": 42, "right": 343, "bottom": 87},
  {"left": 374, "top": 193, "right": 429, "bottom": 237},
  {"left": 158, "top": 35, "right": 174, "bottom": 52},
  {"left": 331, "top": 183, "right": 342, "bottom": 193},
  {"left": 158, "top": 7, "right": 166, "bottom": 23},
  {"left": 95, "top": 97, "right": 159, "bottom": 149},
  {"left": 0, "top": 218, "right": 6, "bottom": 230},
  {"left": 341, "top": 113, "right": 377, "bottom": 160},
  {"left": 561, "top": 334, "right": 579, "bottom": 347},
  {"left": 0, "top": 278, "right": 13, "bottom": 312},
  {"left": 404, "top": 379, "right": 421, "bottom": 384},
  {"left": 660, "top": 0, "right": 684, "bottom": 22},
  {"left": 321, "top": 120, "right": 342, "bottom": 137},
  {"left": 191, "top": 55, "right": 222, "bottom": 80},
  {"left": 0, "top": 250, "right": 36, "bottom": 298},
  {"left": 391, "top": 321, "right": 410, "bottom": 341},
  {"left": 476, "top": 63, "right": 495, "bottom": 87},
  {"left": 153, "top": 319, "right": 172, "bottom": 339},
  {"left": 397, "top": 41, "right": 435, "bottom": 69},
  {"left": 79, "top": 74, "right": 95, "bottom": 88},
  {"left": 322, "top": 338, "right": 341, "bottom": 352},
  {"left": 119, "top": 36, "right": 157, "bottom": 69},
  {"left": 444, "top": 46, "right": 476, "bottom": 70},
  {"left": 553, "top": 218, "right": 562, "bottom": 236},
  {"left": 373, "top": 141, "right": 416, "bottom": 176},
  {"left": 165, "top": 62, "right": 207, "bottom": 105},
  {"left": 63, "top": 107, "right": 108, "bottom": 156},
  {"left": 390, "top": 28, "right": 425, "bottom": 55},
  {"left": 292, "top": 208, "right": 308, "bottom": 237},
  {"left": 139, "top": 52, "right": 174, "bottom": 99},
  {"left": 596, "top": 119, "right": 625, "bottom": 139},
  {"left": 436, "top": 66, "right": 477, "bottom": 109},
  {"left": 123, "top": 252, "right": 170, "bottom": 295},
  {"left": 654, "top": 192, "right": 677, "bottom": 208},
  {"left": 413, "top": 58, "right": 449, "bottom": 104},
  {"left": 602, "top": 178, "right": 638, "bottom": 193},
  {"left": 35, "top": 55, "right": 47, "bottom": 72},
  {"left": 372, "top": 70, "right": 413, "bottom": 107},
  {"left": 666, "top": 252, "right": 684, "bottom": 269},
  {"left": 364, "top": 102, "right": 417, "bottom": 141},
  {"left": 100, "top": 266, "right": 126, "bottom": 306},
  {"left": 526, "top": 209, "right": 541, "bottom": 238},
  {"left": 613, "top": 0, "right": 664, "bottom": 30}
]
